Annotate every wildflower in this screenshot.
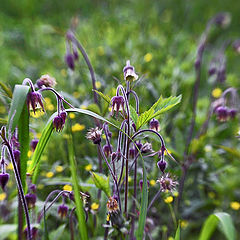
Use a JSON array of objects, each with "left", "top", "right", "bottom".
[
  {"left": 141, "top": 142, "right": 153, "bottom": 153},
  {"left": 150, "top": 179, "right": 156, "bottom": 186},
  {"left": 23, "top": 226, "right": 38, "bottom": 240},
  {"left": 230, "top": 201, "right": 240, "bottom": 210},
  {"left": 232, "top": 40, "right": 240, "bottom": 54},
  {"left": 69, "top": 113, "right": 76, "bottom": 119},
  {"left": 123, "top": 60, "right": 138, "bottom": 81},
  {"left": 180, "top": 220, "right": 189, "bottom": 229},
  {"left": 65, "top": 53, "right": 75, "bottom": 70},
  {"left": 164, "top": 196, "right": 173, "bottom": 203},
  {"left": 71, "top": 123, "right": 85, "bottom": 132},
  {"left": 157, "top": 173, "right": 178, "bottom": 192},
  {"left": 25, "top": 193, "right": 37, "bottom": 208},
  {"left": 139, "top": 179, "right": 150, "bottom": 191},
  {"left": 95, "top": 81, "right": 101, "bottom": 89},
  {"left": 13, "top": 149, "right": 20, "bottom": 163},
  {"left": 145, "top": 218, "right": 155, "bottom": 233},
  {"left": 149, "top": 118, "right": 160, "bottom": 131},
  {"left": 157, "top": 160, "right": 167, "bottom": 173},
  {"left": 29, "top": 184, "right": 36, "bottom": 193},
  {"left": 215, "top": 106, "right": 229, "bottom": 122},
  {"left": 58, "top": 204, "right": 69, "bottom": 218},
  {"left": 111, "top": 151, "right": 121, "bottom": 162},
  {"left": 103, "top": 144, "right": 113, "bottom": 158},
  {"left": 91, "top": 202, "right": 99, "bottom": 211},
  {"left": 36, "top": 74, "right": 56, "bottom": 89},
  {"left": 0, "top": 192, "right": 7, "bottom": 201},
  {"left": 30, "top": 139, "right": 38, "bottom": 151},
  {"left": 208, "top": 64, "right": 217, "bottom": 76},
  {"left": 107, "top": 196, "right": 119, "bottom": 213},
  {"left": 55, "top": 165, "right": 63, "bottom": 173},
  {"left": 144, "top": 53, "right": 153, "bottom": 62},
  {"left": 27, "top": 91, "right": 45, "bottom": 114},
  {"left": 63, "top": 184, "right": 72, "bottom": 191},
  {"left": 85, "top": 164, "right": 92, "bottom": 171},
  {"left": 214, "top": 12, "right": 231, "bottom": 28},
  {"left": 46, "top": 171, "right": 54, "bottom": 178},
  {"left": 86, "top": 127, "right": 102, "bottom": 144},
  {"left": 53, "top": 111, "right": 67, "bottom": 132},
  {"left": 212, "top": 88, "right": 222, "bottom": 98},
  {"left": 228, "top": 108, "right": 237, "bottom": 119},
  {"left": 0, "top": 173, "right": 10, "bottom": 191},
  {"left": 110, "top": 96, "right": 125, "bottom": 116}
]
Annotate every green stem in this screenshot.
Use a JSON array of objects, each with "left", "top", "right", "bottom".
[
  {"left": 67, "top": 127, "right": 88, "bottom": 240},
  {"left": 168, "top": 203, "right": 177, "bottom": 229}
]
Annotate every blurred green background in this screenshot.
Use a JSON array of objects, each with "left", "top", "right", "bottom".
[{"left": 1, "top": 0, "right": 240, "bottom": 239}]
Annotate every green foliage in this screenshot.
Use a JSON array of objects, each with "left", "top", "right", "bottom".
[
  {"left": 199, "top": 212, "right": 236, "bottom": 240},
  {"left": 91, "top": 172, "right": 110, "bottom": 197},
  {"left": 0, "top": 225, "right": 17, "bottom": 240},
  {"left": 174, "top": 224, "right": 181, "bottom": 240}
]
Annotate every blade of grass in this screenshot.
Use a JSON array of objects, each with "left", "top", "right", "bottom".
[{"left": 67, "top": 124, "right": 88, "bottom": 240}]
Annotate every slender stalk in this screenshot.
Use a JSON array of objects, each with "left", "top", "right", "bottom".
[
  {"left": 69, "top": 207, "right": 76, "bottom": 240},
  {"left": 147, "top": 189, "right": 161, "bottom": 212},
  {"left": 4, "top": 141, "right": 32, "bottom": 240}
]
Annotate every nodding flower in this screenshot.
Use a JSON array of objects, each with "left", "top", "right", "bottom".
[
  {"left": 157, "top": 159, "right": 167, "bottom": 173},
  {"left": 86, "top": 127, "right": 102, "bottom": 144},
  {"left": 25, "top": 193, "right": 37, "bottom": 209},
  {"left": 149, "top": 118, "right": 160, "bottom": 132},
  {"left": 53, "top": 110, "right": 67, "bottom": 132},
  {"left": 157, "top": 173, "right": 178, "bottom": 192},
  {"left": 103, "top": 144, "right": 113, "bottom": 158},
  {"left": 123, "top": 60, "right": 138, "bottom": 82},
  {"left": 27, "top": 91, "right": 45, "bottom": 114},
  {"left": 36, "top": 74, "right": 56, "bottom": 89},
  {"left": 0, "top": 173, "right": 10, "bottom": 191},
  {"left": 232, "top": 40, "right": 240, "bottom": 54},
  {"left": 65, "top": 53, "right": 75, "bottom": 70},
  {"left": 58, "top": 204, "right": 69, "bottom": 219},
  {"left": 110, "top": 96, "right": 125, "bottom": 117}
]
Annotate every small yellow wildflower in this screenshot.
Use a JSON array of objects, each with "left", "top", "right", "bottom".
[
  {"left": 106, "top": 214, "right": 110, "bottom": 221},
  {"left": 7, "top": 163, "right": 13, "bottom": 170},
  {"left": 128, "top": 176, "right": 132, "bottom": 183},
  {"left": 173, "top": 191, "right": 179, "bottom": 197},
  {"left": 46, "top": 104, "right": 54, "bottom": 111},
  {"left": 30, "top": 110, "right": 44, "bottom": 118},
  {"left": 55, "top": 166, "right": 63, "bottom": 173},
  {"left": 63, "top": 185, "right": 72, "bottom": 192},
  {"left": 61, "top": 69, "right": 67, "bottom": 77},
  {"left": 36, "top": 133, "right": 41, "bottom": 139},
  {"left": 27, "top": 151, "right": 32, "bottom": 158},
  {"left": 164, "top": 196, "right": 173, "bottom": 204},
  {"left": 80, "top": 105, "right": 87, "bottom": 110},
  {"left": 91, "top": 202, "right": 99, "bottom": 211},
  {"left": 46, "top": 171, "right": 54, "bottom": 178},
  {"left": 95, "top": 81, "right": 101, "bottom": 89},
  {"left": 150, "top": 179, "right": 156, "bottom": 186},
  {"left": 144, "top": 53, "right": 153, "bottom": 62},
  {"left": 97, "top": 46, "right": 105, "bottom": 56},
  {"left": 44, "top": 97, "right": 52, "bottom": 104},
  {"left": 180, "top": 220, "right": 189, "bottom": 229},
  {"left": 72, "top": 123, "right": 85, "bottom": 132},
  {"left": 85, "top": 164, "right": 92, "bottom": 171},
  {"left": 230, "top": 201, "right": 240, "bottom": 210},
  {"left": 69, "top": 113, "right": 76, "bottom": 119},
  {"left": 73, "top": 91, "right": 81, "bottom": 98},
  {"left": 0, "top": 193, "right": 7, "bottom": 201},
  {"left": 212, "top": 88, "right": 222, "bottom": 98}
]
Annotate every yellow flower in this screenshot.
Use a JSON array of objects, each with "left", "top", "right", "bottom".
[
  {"left": 46, "top": 103, "right": 54, "bottom": 111},
  {"left": 128, "top": 176, "right": 132, "bottom": 182},
  {"left": 95, "top": 81, "right": 101, "bottom": 89},
  {"left": 80, "top": 105, "right": 87, "bottom": 110},
  {"left": 230, "top": 201, "right": 240, "bottom": 210},
  {"left": 44, "top": 97, "right": 52, "bottom": 104},
  {"left": 150, "top": 179, "right": 156, "bottom": 186},
  {"left": 164, "top": 196, "right": 173, "bottom": 204},
  {"left": 91, "top": 202, "right": 99, "bottom": 211},
  {"left": 36, "top": 133, "right": 42, "bottom": 139},
  {"left": 63, "top": 185, "right": 72, "bottom": 192},
  {"left": 73, "top": 92, "right": 81, "bottom": 99},
  {"left": 180, "top": 220, "right": 189, "bottom": 229},
  {"left": 7, "top": 163, "right": 13, "bottom": 170},
  {"left": 212, "top": 88, "right": 222, "bottom": 98},
  {"left": 106, "top": 214, "right": 110, "bottom": 221},
  {"left": 168, "top": 237, "right": 174, "bottom": 240},
  {"left": 30, "top": 110, "right": 44, "bottom": 118},
  {"left": 72, "top": 123, "right": 85, "bottom": 132},
  {"left": 97, "top": 46, "right": 105, "bottom": 56},
  {"left": 69, "top": 113, "right": 76, "bottom": 119},
  {"left": 55, "top": 166, "right": 63, "bottom": 173},
  {"left": 0, "top": 193, "right": 7, "bottom": 201},
  {"left": 46, "top": 171, "right": 54, "bottom": 178},
  {"left": 85, "top": 164, "right": 92, "bottom": 171},
  {"left": 144, "top": 53, "right": 153, "bottom": 62},
  {"left": 173, "top": 191, "right": 179, "bottom": 197},
  {"left": 27, "top": 151, "right": 32, "bottom": 158}
]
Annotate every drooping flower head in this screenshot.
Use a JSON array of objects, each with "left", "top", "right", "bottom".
[
  {"left": 58, "top": 204, "right": 69, "bottom": 218},
  {"left": 157, "top": 160, "right": 167, "bottom": 173},
  {"left": 86, "top": 127, "right": 102, "bottom": 144},
  {"left": 25, "top": 193, "right": 37, "bottom": 209},
  {"left": 123, "top": 60, "right": 138, "bottom": 82},
  {"left": 111, "top": 96, "right": 125, "bottom": 117},
  {"left": 65, "top": 53, "right": 75, "bottom": 70},
  {"left": 0, "top": 173, "right": 10, "bottom": 191},
  {"left": 157, "top": 173, "right": 178, "bottom": 192},
  {"left": 149, "top": 118, "right": 160, "bottom": 132},
  {"left": 103, "top": 144, "right": 113, "bottom": 158},
  {"left": 27, "top": 91, "right": 45, "bottom": 114}
]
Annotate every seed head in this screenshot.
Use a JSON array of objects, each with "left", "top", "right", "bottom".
[
  {"left": 36, "top": 74, "right": 56, "bottom": 89},
  {"left": 107, "top": 196, "right": 119, "bottom": 213},
  {"left": 0, "top": 173, "right": 10, "bottom": 191},
  {"left": 86, "top": 127, "right": 102, "bottom": 144},
  {"left": 157, "top": 173, "right": 178, "bottom": 192},
  {"left": 141, "top": 142, "right": 153, "bottom": 154}
]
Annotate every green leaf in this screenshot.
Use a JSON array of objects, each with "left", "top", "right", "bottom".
[
  {"left": 18, "top": 103, "right": 29, "bottom": 192},
  {"left": 0, "top": 81, "right": 12, "bottom": 98},
  {"left": 0, "top": 224, "right": 17, "bottom": 240},
  {"left": 136, "top": 95, "right": 181, "bottom": 130},
  {"left": 218, "top": 145, "right": 240, "bottom": 158},
  {"left": 0, "top": 118, "right": 7, "bottom": 124},
  {"left": 28, "top": 122, "right": 53, "bottom": 180},
  {"left": 49, "top": 224, "right": 66, "bottom": 240},
  {"left": 129, "top": 105, "right": 138, "bottom": 125},
  {"left": 174, "top": 224, "right": 181, "bottom": 240},
  {"left": 91, "top": 172, "right": 110, "bottom": 197},
  {"left": 7, "top": 85, "right": 30, "bottom": 136},
  {"left": 199, "top": 212, "right": 236, "bottom": 240},
  {"left": 87, "top": 103, "right": 101, "bottom": 115},
  {"left": 93, "top": 89, "right": 111, "bottom": 104}
]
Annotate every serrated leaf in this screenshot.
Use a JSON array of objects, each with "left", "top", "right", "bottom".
[
  {"left": 7, "top": 85, "right": 30, "bottom": 136},
  {"left": 91, "top": 172, "right": 110, "bottom": 197},
  {"left": 129, "top": 105, "right": 138, "bottom": 125},
  {"left": 93, "top": 90, "right": 111, "bottom": 104},
  {"left": 199, "top": 212, "right": 236, "bottom": 240},
  {"left": 136, "top": 108, "right": 154, "bottom": 130}
]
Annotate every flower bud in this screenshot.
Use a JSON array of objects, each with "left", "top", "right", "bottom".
[
  {"left": 157, "top": 160, "right": 167, "bottom": 173},
  {"left": 30, "top": 139, "right": 38, "bottom": 151},
  {"left": 232, "top": 40, "right": 240, "bottom": 54},
  {"left": 123, "top": 60, "right": 138, "bottom": 82},
  {"left": 23, "top": 226, "right": 38, "bottom": 240},
  {"left": 214, "top": 12, "right": 231, "bottom": 28},
  {"left": 216, "top": 106, "right": 228, "bottom": 122},
  {"left": 58, "top": 204, "right": 69, "bottom": 218},
  {"left": 13, "top": 149, "right": 20, "bottom": 164},
  {"left": 86, "top": 127, "right": 102, "bottom": 144},
  {"left": 0, "top": 173, "right": 10, "bottom": 191},
  {"left": 25, "top": 193, "right": 37, "bottom": 209},
  {"left": 139, "top": 179, "right": 150, "bottom": 191},
  {"left": 103, "top": 144, "right": 113, "bottom": 158},
  {"left": 111, "top": 151, "right": 121, "bottom": 162},
  {"left": 53, "top": 115, "right": 65, "bottom": 132},
  {"left": 65, "top": 53, "right": 75, "bottom": 70}
]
